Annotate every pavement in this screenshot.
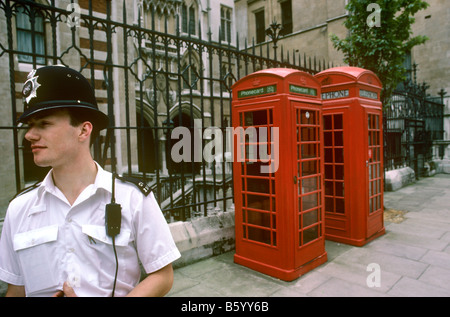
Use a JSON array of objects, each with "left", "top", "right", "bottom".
[{"left": 168, "top": 174, "right": 450, "bottom": 297}]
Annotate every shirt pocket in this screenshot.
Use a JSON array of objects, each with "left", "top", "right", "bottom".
[
  {"left": 81, "top": 225, "right": 134, "bottom": 288},
  {"left": 81, "top": 225, "right": 131, "bottom": 247},
  {"left": 13, "top": 225, "right": 60, "bottom": 296}
]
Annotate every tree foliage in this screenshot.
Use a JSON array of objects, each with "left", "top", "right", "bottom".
[{"left": 331, "top": 0, "right": 429, "bottom": 103}]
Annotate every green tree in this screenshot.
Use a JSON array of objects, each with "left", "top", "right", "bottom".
[{"left": 331, "top": 0, "right": 429, "bottom": 104}]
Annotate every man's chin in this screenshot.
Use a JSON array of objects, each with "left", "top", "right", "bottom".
[{"left": 33, "top": 159, "right": 51, "bottom": 168}]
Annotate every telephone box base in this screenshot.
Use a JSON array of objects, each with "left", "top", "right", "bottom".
[
  {"left": 325, "top": 227, "right": 385, "bottom": 247},
  {"left": 233, "top": 252, "right": 328, "bottom": 282}
]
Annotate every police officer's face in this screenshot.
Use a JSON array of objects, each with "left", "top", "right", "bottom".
[{"left": 24, "top": 110, "right": 86, "bottom": 168}]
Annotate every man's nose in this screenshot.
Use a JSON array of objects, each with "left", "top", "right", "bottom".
[{"left": 25, "top": 126, "right": 39, "bottom": 142}]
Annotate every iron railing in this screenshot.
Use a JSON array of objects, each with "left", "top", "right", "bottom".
[
  {"left": 0, "top": 0, "right": 324, "bottom": 222},
  {"left": 384, "top": 90, "right": 444, "bottom": 176}
]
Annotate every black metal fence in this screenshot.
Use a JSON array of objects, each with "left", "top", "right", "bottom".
[
  {"left": 384, "top": 90, "right": 444, "bottom": 177},
  {"left": 0, "top": 0, "right": 324, "bottom": 222}
]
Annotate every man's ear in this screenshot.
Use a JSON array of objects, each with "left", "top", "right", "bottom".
[{"left": 79, "top": 121, "right": 93, "bottom": 143}]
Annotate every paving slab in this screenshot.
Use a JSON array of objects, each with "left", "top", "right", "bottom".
[{"left": 387, "top": 276, "right": 450, "bottom": 297}]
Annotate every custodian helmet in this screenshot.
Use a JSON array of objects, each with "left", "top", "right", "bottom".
[{"left": 18, "top": 65, "right": 109, "bottom": 130}]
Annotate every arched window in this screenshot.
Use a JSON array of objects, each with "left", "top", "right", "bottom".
[
  {"left": 181, "top": 1, "right": 196, "bottom": 35},
  {"left": 181, "top": 49, "right": 201, "bottom": 91}
]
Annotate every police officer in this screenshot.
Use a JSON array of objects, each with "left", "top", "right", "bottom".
[{"left": 0, "top": 66, "right": 180, "bottom": 297}]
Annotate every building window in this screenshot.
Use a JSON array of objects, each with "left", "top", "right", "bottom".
[
  {"left": 403, "top": 50, "right": 412, "bottom": 81},
  {"left": 220, "top": 6, "right": 232, "bottom": 43},
  {"left": 181, "top": 3, "right": 196, "bottom": 35},
  {"left": 182, "top": 63, "right": 199, "bottom": 90},
  {"left": 16, "top": 7, "right": 46, "bottom": 64},
  {"left": 280, "top": 0, "right": 293, "bottom": 35},
  {"left": 255, "top": 9, "right": 265, "bottom": 44}
]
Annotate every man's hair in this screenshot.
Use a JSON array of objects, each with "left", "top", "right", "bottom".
[{"left": 66, "top": 108, "right": 100, "bottom": 146}]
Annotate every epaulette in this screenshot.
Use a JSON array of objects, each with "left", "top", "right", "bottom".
[
  {"left": 116, "top": 175, "right": 152, "bottom": 197},
  {"left": 10, "top": 181, "right": 41, "bottom": 202}
]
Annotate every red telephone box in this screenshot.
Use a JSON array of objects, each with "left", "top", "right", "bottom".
[
  {"left": 315, "top": 67, "right": 385, "bottom": 246},
  {"left": 231, "top": 68, "right": 327, "bottom": 281}
]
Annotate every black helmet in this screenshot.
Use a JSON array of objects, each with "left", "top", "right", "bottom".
[{"left": 18, "top": 65, "right": 109, "bottom": 130}]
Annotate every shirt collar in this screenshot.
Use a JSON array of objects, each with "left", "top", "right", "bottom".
[
  {"left": 93, "top": 161, "right": 113, "bottom": 194},
  {"left": 38, "top": 161, "right": 113, "bottom": 198}
]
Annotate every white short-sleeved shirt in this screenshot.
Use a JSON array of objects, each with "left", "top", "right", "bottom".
[{"left": 0, "top": 163, "right": 180, "bottom": 297}]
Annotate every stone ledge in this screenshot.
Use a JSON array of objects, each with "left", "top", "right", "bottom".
[
  {"left": 169, "top": 211, "right": 235, "bottom": 268},
  {"left": 432, "top": 159, "right": 450, "bottom": 174},
  {"left": 385, "top": 167, "right": 416, "bottom": 191}
]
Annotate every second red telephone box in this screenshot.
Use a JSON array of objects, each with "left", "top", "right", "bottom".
[
  {"left": 315, "top": 67, "right": 385, "bottom": 246},
  {"left": 231, "top": 68, "right": 327, "bottom": 281}
]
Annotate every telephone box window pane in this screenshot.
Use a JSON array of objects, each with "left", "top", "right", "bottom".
[
  {"left": 325, "top": 181, "right": 333, "bottom": 195},
  {"left": 245, "top": 162, "right": 273, "bottom": 176},
  {"left": 324, "top": 132, "right": 333, "bottom": 146},
  {"left": 302, "top": 177, "right": 317, "bottom": 194},
  {"left": 247, "top": 178, "right": 270, "bottom": 194},
  {"left": 334, "top": 131, "right": 343, "bottom": 146},
  {"left": 334, "top": 114, "right": 343, "bottom": 129},
  {"left": 302, "top": 193, "right": 318, "bottom": 210},
  {"left": 244, "top": 110, "right": 268, "bottom": 126},
  {"left": 335, "top": 148, "right": 344, "bottom": 163},
  {"left": 324, "top": 115, "right": 333, "bottom": 130},
  {"left": 248, "top": 227, "right": 271, "bottom": 245},
  {"left": 325, "top": 197, "right": 333, "bottom": 212},
  {"left": 302, "top": 143, "right": 317, "bottom": 158},
  {"left": 247, "top": 195, "right": 271, "bottom": 211},
  {"left": 335, "top": 182, "right": 344, "bottom": 197},
  {"left": 335, "top": 165, "right": 344, "bottom": 180},
  {"left": 247, "top": 210, "right": 271, "bottom": 228},
  {"left": 300, "top": 110, "right": 316, "bottom": 125},
  {"left": 335, "top": 198, "right": 345, "bottom": 213},
  {"left": 302, "top": 161, "right": 317, "bottom": 176},
  {"left": 302, "top": 226, "right": 319, "bottom": 245},
  {"left": 301, "top": 127, "right": 316, "bottom": 141},
  {"left": 325, "top": 148, "right": 333, "bottom": 162},
  {"left": 325, "top": 165, "right": 333, "bottom": 179},
  {"left": 303, "top": 209, "right": 318, "bottom": 227}
]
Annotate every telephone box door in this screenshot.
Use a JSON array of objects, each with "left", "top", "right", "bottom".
[
  {"left": 323, "top": 110, "right": 349, "bottom": 239},
  {"left": 291, "top": 101, "right": 325, "bottom": 268},
  {"left": 366, "top": 110, "right": 384, "bottom": 238},
  {"left": 234, "top": 105, "right": 284, "bottom": 269}
]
